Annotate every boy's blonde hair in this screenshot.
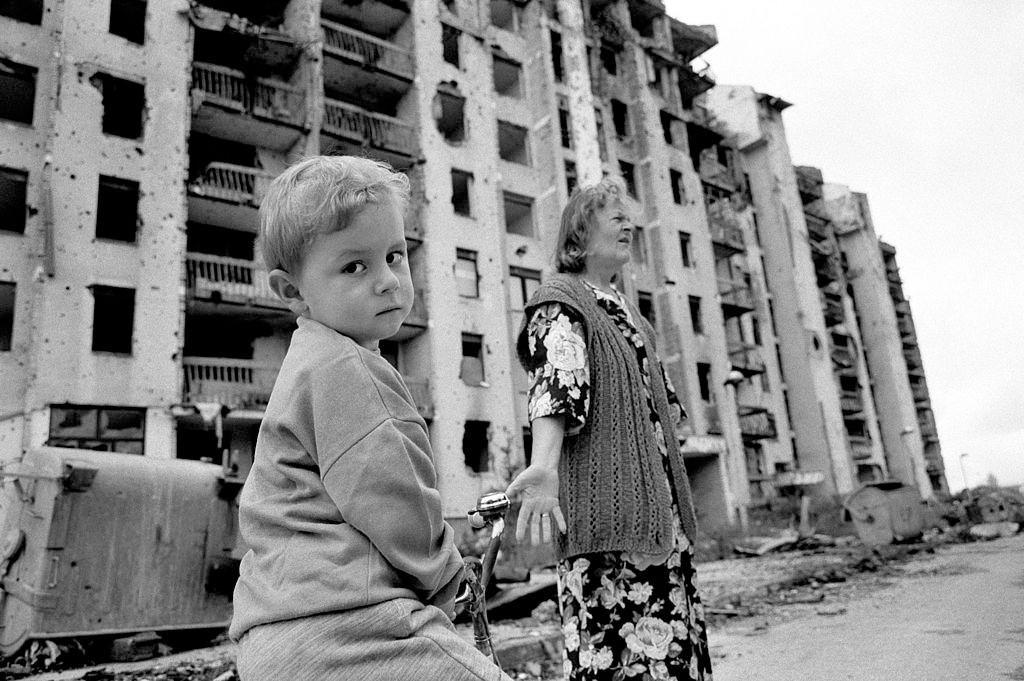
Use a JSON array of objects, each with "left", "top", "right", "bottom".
[
  {"left": 554, "top": 175, "right": 635, "bottom": 273},
  {"left": 258, "top": 155, "right": 411, "bottom": 273}
]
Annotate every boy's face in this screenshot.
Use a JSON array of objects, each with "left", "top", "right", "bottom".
[{"left": 290, "top": 201, "right": 413, "bottom": 350}]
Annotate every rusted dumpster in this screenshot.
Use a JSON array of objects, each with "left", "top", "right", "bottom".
[
  {"left": 842, "top": 481, "right": 925, "bottom": 546},
  {"left": 0, "top": 447, "right": 242, "bottom": 655}
]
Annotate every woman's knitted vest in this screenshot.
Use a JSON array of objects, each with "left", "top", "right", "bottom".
[{"left": 517, "top": 274, "right": 698, "bottom": 560}]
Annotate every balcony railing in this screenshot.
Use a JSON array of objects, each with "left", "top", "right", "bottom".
[
  {"left": 717, "top": 280, "right": 755, "bottom": 315},
  {"left": 191, "top": 62, "right": 306, "bottom": 126},
  {"left": 847, "top": 434, "right": 873, "bottom": 460},
  {"left": 839, "top": 390, "right": 862, "bottom": 413},
  {"left": 707, "top": 200, "right": 744, "bottom": 255},
  {"left": 830, "top": 343, "right": 855, "bottom": 369},
  {"left": 728, "top": 343, "right": 765, "bottom": 376},
  {"left": 897, "top": 316, "right": 916, "bottom": 339},
  {"left": 805, "top": 213, "right": 831, "bottom": 242},
  {"left": 738, "top": 406, "right": 777, "bottom": 440},
  {"left": 911, "top": 384, "right": 930, "bottom": 404},
  {"left": 189, "top": 163, "right": 274, "bottom": 206},
  {"left": 322, "top": 98, "right": 416, "bottom": 156},
  {"left": 183, "top": 357, "right": 279, "bottom": 410},
  {"left": 186, "top": 253, "right": 286, "bottom": 310},
  {"left": 404, "top": 378, "right": 434, "bottom": 420},
  {"left": 321, "top": 19, "right": 414, "bottom": 80},
  {"left": 822, "top": 294, "right": 844, "bottom": 327}
]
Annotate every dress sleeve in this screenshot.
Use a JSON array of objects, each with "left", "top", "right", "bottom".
[
  {"left": 522, "top": 302, "right": 590, "bottom": 435},
  {"left": 660, "top": 363, "right": 688, "bottom": 425}
]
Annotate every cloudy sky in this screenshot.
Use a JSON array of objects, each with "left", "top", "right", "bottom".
[{"left": 667, "top": 0, "right": 1024, "bottom": 490}]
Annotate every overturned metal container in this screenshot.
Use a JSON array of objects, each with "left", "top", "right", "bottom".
[{"left": 0, "top": 447, "right": 242, "bottom": 655}]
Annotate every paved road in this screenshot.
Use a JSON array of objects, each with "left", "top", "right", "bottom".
[{"left": 709, "top": 533, "right": 1024, "bottom": 681}]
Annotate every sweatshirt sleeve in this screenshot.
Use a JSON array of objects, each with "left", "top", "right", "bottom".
[{"left": 308, "top": 352, "right": 464, "bottom": 614}]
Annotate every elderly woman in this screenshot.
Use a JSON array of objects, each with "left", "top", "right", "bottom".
[{"left": 506, "top": 177, "right": 712, "bottom": 680}]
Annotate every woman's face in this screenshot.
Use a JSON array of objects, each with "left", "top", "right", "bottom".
[{"left": 584, "top": 200, "right": 634, "bottom": 272}]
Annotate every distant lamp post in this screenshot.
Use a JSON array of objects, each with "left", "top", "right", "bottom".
[
  {"left": 959, "top": 452, "right": 970, "bottom": 491},
  {"left": 723, "top": 369, "right": 745, "bottom": 388}
]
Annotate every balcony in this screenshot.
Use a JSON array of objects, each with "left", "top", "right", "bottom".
[
  {"left": 839, "top": 390, "right": 863, "bottom": 414},
  {"left": 707, "top": 200, "right": 744, "bottom": 258},
  {"left": 387, "top": 288, "right": 427, "bottom": 342},
  {"left": 728, "top": 343, "right": 765, "bottom": 376},
  {"left": 187, "top": 163, "right": 273, "bottom": 232},
  {"left": 897, "top": 315, "right": 916, "bottom": 340},
  {"left": 190, "top": 62, "right": 307, "bottom": 151},
  {"left": 321, "top": 97, "right": 417, "bottom": 164},
  {"left": 795, "top": 166, "right": 823, "bottom": 205},
  {"left": 847, "top": 434, "right": 873, "bottom": 460},
  {"left": 698, "top": 150, "right": 737, "bottom": 191},
  {"left": 186, "top": 253, "right": 288, "bottom": 312},
  {"left": 821, "top": 292, "right": 844, "bottom": 328},
  {"left": 678, "top": 61, "right": 715, "bottom": 103},
  {"left": 805, "top": 212, "right": 831, "bottom": 242},
  {"left": 830, "top": 342, "right": 855, "bottom": 370},
  {"left": 183, "top": 357, "right": 279, "bottom": 411},
  {"left": 670, "top": 18, "right": 717, "bottom": 62},
  {"left": 717, "top": 280, "right": 755, "bottom": 318},
  {"left": 737, "top": 405, "right": 777, "bottom": 440},
  {"left": 403, "top": 378, "right": 434, "bottom": 420},
  {"left": 911, "top": 383, "right": 930, "bottom": 405},
  {"left": 321, "top": 19, "right": 413, "bottom": 106}
]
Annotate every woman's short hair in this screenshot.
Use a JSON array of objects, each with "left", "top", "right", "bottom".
[
  {"left": 258, "top": 155, "right": 410, "bottom": 273},
  {"left": 554, "top": 175, "right": 634, "bottom": 273}
]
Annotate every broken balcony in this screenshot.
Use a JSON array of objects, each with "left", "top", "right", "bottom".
[
  {"left": 669, "top": 18, "right": 717, "bottom": 63},
  {"left": 805, "top": 212, "right": 831, "bottom": 242},
  {"left": 697, "top": 147, "right": 737, "bottom": 191},
  {"left": 677, "top": 61, "right": 715, "bottom": 104},
  {"left": 717, "top": 280, "right": 755, "bottom": 318},
  {"left": 821, "top": 292, "right": 844, "bottom": 327},
  {"left": 187, "top": 163, "right": 273, "bottom": 232},
  {"left": 186, "top": 253, "right": 288, "bottom": 312},
  {"left": 847, "top": 434, "right": 873, "bottom": 460},
  {"left": 839, "top": 389, "right": 863, "bottom": 414},
  {"left": 737, "top": 406, "right": 777, "bottom": 441},
  {"left": 387, "top": 288, "right": 427, "bottom": 342},
  {"left": 830, "top": 339, "right": 855, "bottom": 370},
  {"left": 321, "top": 98, "right": 417, "bottom": 165},
  {"left": 795, "top": 166, "right": 824, "bottom": 205},
  {"left": 183, "top": 357, "right": 279, "bottom": 411},
  {"left": 321, "top": 19, "right": 413, "bottom": 108},
  {"left": 728, "top": 343, "right": 765, "bottom": 377},
  {"left": 190, "top": 62, "right": 307, "bottom": 151},
  {"left": 707, "top": 200, "right": 744, "bottom": 257}
]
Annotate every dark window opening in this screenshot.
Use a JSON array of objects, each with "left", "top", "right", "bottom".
[
  {"left": 660, "top": 110, "right": 676, "bottom": 145},
  {"left": 48, "top": 405, "right": 146, "bottom": 454},
  {"left": 557, "top": 97, "right": 572, "bottom": 149},
  {"left": 0, "top": 0, "right": 43, "bottom": 23},
  {"left": 628, "top": 4, "right": 656, "bottom": 38},
  {"left": 455, "top": 248, "right": 479, "bottom": 298},
  {"left": 497, "top": 120, "right": 530, "bottom": 164},
  {"left": 91, "top": 285, "right": 135, "bottom": 354},
  {"left": 490, "top": 0, "right": 520, "bottom": 32},
  {"left": 509, "top": 267, "right": 541, "bottom": 310},
  {"left": 451, "top": 169, "right": 472, "bottom": 216},
  {"left": 434, "top": 90, "right": 466, "bottom": 143},
  {"left": 493, "top": 54, "right": 523, "bottom": 98},
  {"left": 631, "top": 225, "right": 647, "bottom": 265},
  {"left": 0, "top": 59, "right": 37, "bottom": 125},
  {"left": 186, "top": 222, "right": 255, "bottom": 259},
  {"left": 503, "top": 192, "right": 534, "bottom": 237},
  {"left": 610, "top": 99, "right": 629, "bottom": 138},
  {"left": 463, "top": 419, "right": 490, "bottom": 472},
  {"left": 638, "top": 290, "right": 655, "bottom": 326},
  {"left": 90, "top": 73, "right": 145, "bottom": 139},
  {"left": 0, "top": 281, "right": 14, "bottom": 351},
  {"left": 751, "top": 315, "right": 763, "bottom": 346},
  {"left": 550, "top": 31, "right": 564, "bottom": 82},
  {"left": 110, "top": 0, "right": 146, "bottom": 44},
  {"left": 670, "top": 169, "right": 684, "bottom": 204},
  {"left": 564, "top": 160, "right": 577, "bottom": 196},
  {"left": 679, "top": 232, "right": 693, "bottom": 267},
  {"left": 0, "top": 167, "right": 28, "bottom": 234},
  {"left": 96, "top": 175, "right": 140, "bottom": 243},
  {"left": 600, "top": 42, "right": 618, "bottom": 75},
  {"left": 689, "top": 296, "right": 703, "bottom": 335},
  {"left": 594, "top": 108, "right": 607, "bottom": 161},
  {"left": 441, "top": 23, "right": 461, "bottom": 67},
  {"left": 697, "top": 362, "right": 712, "bottom": 402},
  {"left": 618, "top": 161, "right": 637, "bottom": 199},
  {"left": 460, "top": 333, "right": 485, "bottom": 386}
]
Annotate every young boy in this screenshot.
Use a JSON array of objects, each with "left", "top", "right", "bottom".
[{"left": 230, "top": 156, "right": 510, "bottom": 681}]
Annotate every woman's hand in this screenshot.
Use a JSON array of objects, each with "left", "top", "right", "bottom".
[{"left": 506, "top": 465, "right": 567, "bottom": 544}]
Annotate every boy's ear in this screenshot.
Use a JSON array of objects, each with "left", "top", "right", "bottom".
[{"left": 268, "top": 269, "right": 308, "bottom": 316}]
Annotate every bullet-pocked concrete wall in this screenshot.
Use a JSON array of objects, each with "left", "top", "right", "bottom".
[{"left": 1, "top": 0, "right": 191, "bottom": 461}]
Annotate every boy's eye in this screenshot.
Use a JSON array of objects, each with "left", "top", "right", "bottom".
[
  {"left": 341, "top": 261, "right": 366, "bottom": 274},
  {"left": 387, "top": 250, "right": 406, "bottom": 265}
]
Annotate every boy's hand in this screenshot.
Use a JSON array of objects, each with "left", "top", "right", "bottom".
[{"left": 505, "top": 466, "right": 567, "bottom": 545}]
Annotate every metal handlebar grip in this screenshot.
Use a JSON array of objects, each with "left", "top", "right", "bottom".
[{"left": 473, "top": 492, "right": 510, "bottom": 520}]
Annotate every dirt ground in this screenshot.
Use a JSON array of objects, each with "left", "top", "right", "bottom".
[{"left": 5, "top": 531, "right": 971, "bottom": 681}]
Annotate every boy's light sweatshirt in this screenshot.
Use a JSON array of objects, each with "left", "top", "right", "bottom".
[{"left": 230, "top": 317, "right": 464, "bottom": 640}]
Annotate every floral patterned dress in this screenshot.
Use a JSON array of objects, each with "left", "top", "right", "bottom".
[{"left": 523, "top": 283, "right": 713, "bottom": 681}]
